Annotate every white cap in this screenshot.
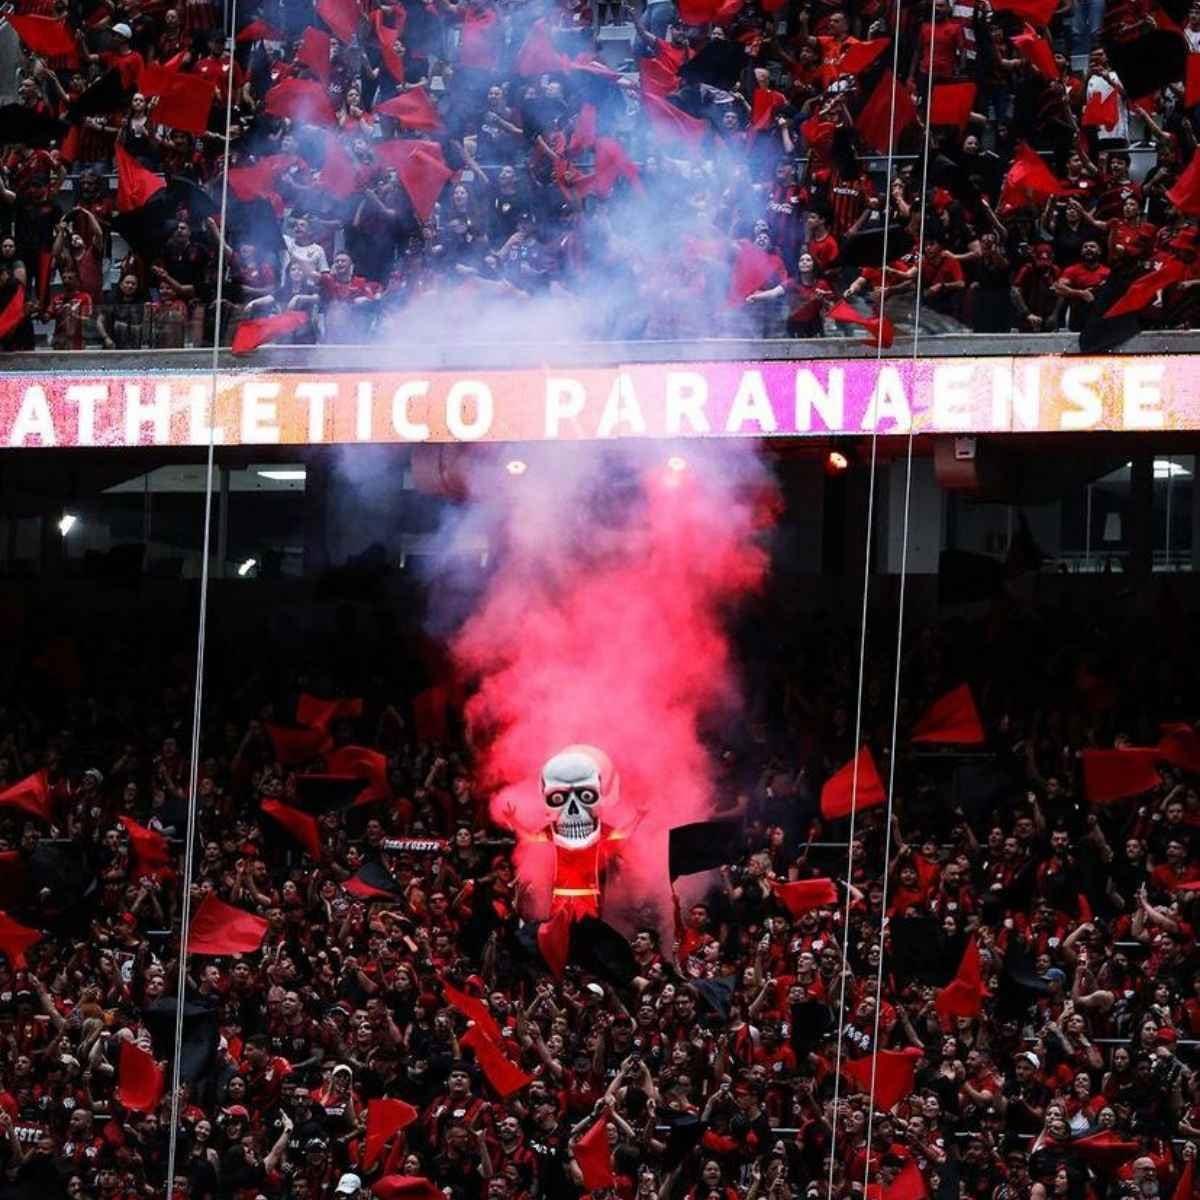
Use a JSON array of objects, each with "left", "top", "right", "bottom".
[
  {"left": 335, "top": 1175, "right": 362, "bottom": 1196},
  {"left": 111, "top": 22, "right": 132, "bottom": 38}
]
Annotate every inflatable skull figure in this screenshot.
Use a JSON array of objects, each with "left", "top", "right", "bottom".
[{"left": 540, "top": 745, "right": 619, "bottom": 849}]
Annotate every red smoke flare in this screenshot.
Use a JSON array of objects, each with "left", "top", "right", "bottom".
[{"left": 451, "top": 447, "right": 772, "bottom": 924}]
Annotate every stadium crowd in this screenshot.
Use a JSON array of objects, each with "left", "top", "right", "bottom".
[
  {"left": 0, "top": 590, "right": 1199, "bottom": 1200},
  {"left": 0, "top": 0, "right": 1197, "bottom": 346}
]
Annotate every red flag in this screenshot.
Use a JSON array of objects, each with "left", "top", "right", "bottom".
[
  {"left": 820, "top": 747, "right": 885, "bottom": 820},
  {"left": 842, "top": 1047, "right": 921, "bottom": 1111},
  {"left": 375, "top": 141, "right": 453, "bottom": 221},
  {"left": 0, "top": 912, "right": 40, "bottom": 968},
  {"left": 574, "top": 1117, "right": 615, "bottom": 1191},
  {"left": 1083, "top": 89, "right": 1120, "bottom": 127},
  {"left": 326, "top": 745, "right": 390, "bottom": 801},
  {"left": 315, "top": 133, "right": 359, "bottom": 199},
  {"left": 236, "top": 19, "right": 283, "bottom": 42},
  {"left": 537, "top": 908, "right": 571, "bottom": 979},
  {"left": 120, "top": 815, "right": 171, "bottom": 876},
  {"left": 186, "top": 894, "right": 268, "bottom": 956},
  {"left": 771, "top": 878, "right": 838, "bottom": 916},
  {"left": 676, "top": 0, "right": 741, "bottom": 23},
  {"left": 0, "top": 284, "right": 28, "bottom": 341},
  {"left": 297, "top": 693, "right": 364, "bottom": 728},
  {"left": 1168, "top": 152, "right": 1200, "bottom": 216},
  {"left": 227, "top": 154, "right": 299, "bottom": 202},
  {"left": 373, "top": 1178, "right": 444, "bottom": 1200},
  {"left": 829, "top": 300, "right": 895, "bottom": 348},
  {"left": 460, "top": 8, "right": 499, "bottom": 68},
  {"left": 261, "top": 798, "right": 323, "bottom": 860},
  {"left": 138, "top": 65, "right": 215, "bottom": 134},
  {"left": 1013, "top": 29, "right": 1059, "bottom": 78},
  {"left": 750, "top": 87, "right": 787, "bottom": 133},
  {"left": 991, "top": 0, "right": 1056, "bottom": 22},
  {"left": 516, "top": 19, "right": 568, "bottom": 75},
  {"left": 316, "top": 0, "right": 360, "bottom": 42},
  {"left": 569, "top": 102, "right": 598, "bottom": 153},
  {"left": 443, "top": 982, "right": 501, "bottom": 1041},
  {"left": 1071, "top": 1132, "right": 1141, "bottom": 1172},
  {"left": 728, "top": 240, "right": 787, "bottom": 304},
  {"left": 999, "top": 143, "right": 1065, "bottom": 211},
  {"left": 642, "top": 90, "right": 709, "bottom": 142},
  {"left": 1187, "top": 55, "right": 1200, "bottom": 106},
  {"left": 855, "top": 71, "right": 918, "bottom": 153},
  {"left": 265, "top": 78, "right": 336, "bottom": 127},
  {"left": 1172, "top": 1158, "right": 1195, "bottom": 1200},
  {"left": 0, "top": 770, "right": 52, "bottom": 823},
  {"left": 60, "top": 125, "right": 80, "bottom": 164},
  {"left": 460, "top": 1024, "right": 531, "bottom": 1098},
  {"left": 117, "top": 1040, "right": 163, "bottom": 1112},
  {"left": 837, "top": 38, "right": 889, "bottom": 75},
  {"left": 885, "top": 1162, "right": 930, "bottom": 1200},
  {"left": 1081, "top": 748, "right": 1161, "bottom": 804},
  {"left": 8, "top": 15, "right": 79, "bottom": 65},
  {"left": 375, "top": 87, "right": 442, "bottom": 130},
  {"left": 297, "top": 27, "right": 333, "bottom": 84},
  {"left": 935, "top": 937, "right": 985, "bottom": 1019},
  {"left": 912, "top": 684, "right": 985, "bottom": 745},
  {"left": 265, "top": 721, "right": 332, "bottom": 764},
  {"left": 1105, "top": 256, "right": 1187, "bottom": 317},
  {"left": 1158, "top": 727, "right": 1200, "bottom": 773},
  {"left": 371, "top": 10, "right": 408, "bottom": 83},
  {"left": 115, "top": 145, "right": 165, "bottom": 213},
  {"left": 591, "top": 137, "right": 640, "bottom": 196},
  {"left": 363, "top": 1098, "right": 419, "bottom": 1168},
  {"left": 929, "top": 82, "right": 976, "bottom": 128},
  {"left": 231, "top": 311, "right": 308, "bottom": 355}
]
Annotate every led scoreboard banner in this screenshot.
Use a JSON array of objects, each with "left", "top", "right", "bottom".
[{"left": 0, "top": 355, "right": 1191, "bottom": 448}]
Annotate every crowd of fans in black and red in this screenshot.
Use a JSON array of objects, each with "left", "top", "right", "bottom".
[
  {"left": 1, "top": 597, "right": 1200, "bottom": 1200},
  {"left": 2, "top": 0, "right": 1200, "bottom": 347}
]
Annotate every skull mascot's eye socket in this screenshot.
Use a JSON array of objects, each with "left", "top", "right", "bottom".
[
  {"left": 578, "top": 789, "right": 597, "bottom": 805},
  {"left": 546, "top": 792, "right": 568, "bottom": 808}
]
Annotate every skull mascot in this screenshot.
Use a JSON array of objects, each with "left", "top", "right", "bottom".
[{"left": 517, "top": 744, "right": 638, "bottom": 920}]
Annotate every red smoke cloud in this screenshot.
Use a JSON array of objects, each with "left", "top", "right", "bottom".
[{"left": 451, "top": 446, "right": 773, "bottom": 924}]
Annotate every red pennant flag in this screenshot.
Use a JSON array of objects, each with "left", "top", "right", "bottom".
[
  {"left": 591, "top": 137, "right": 640, "bottom": 197},
  {"left": 1081, "top": 748, "right": 1161, "bottom": 804},
  {"left": 374, "top": 140, "right": 453, "bottom": 222},
  {"left": 60, "top": 125, "right": 80, "bottom": 165},
  {"left": 460, "top": 1024, "right": 531, "bottom": 1098},
  {"left": 829, "top": 300, "right": 895, "bottom": 348},
  {"left": 236, "top": 19, "right": 283, "bottom": 42},
  {"left": 642, "top": 90, "right": 709, "bottom": 142},
  {"left": 885, "top": 1162, "right": 930, "bottom": 1200},
  {"left": 375, "top": 87, "right": 442, "bottom": 130},
  {"left": 537, "top": 908, "right": 571, "bottom": 979},
  {"left": 935, "top": 937, "right": 985, "bottom": 1019},
  {"left": 820, "top": 747, "right": 885, "bottom": 820},
  {"left": 771, "top": 878, "right": 838, "bottom": 916},
  {"left": 991, "top": 0, "right": 1056, "bottom": 22},
  {"left": 1158, "top": 727, "right": 1200, "bottom": 773},
  {"left": 1172, "top": 1158, "right": 1195, "bottom": 1200},
  {"left": 516, "top": 19, "right": 569, "bottom": 74},
  {"left": 313, "top": 133, "right": 359, "bottom": 199},
  {"left": 837, "top": 38, "right": 889, "bottom": 75},
  {"left": 326, "top": 744, "right": 391, "bottom": 801},
  {"left": 855, "top": 71, "right": 918, "bottom": 153},
  {"left": 1187, "top": 55, "right": 1200, "bottom": 106},
  {"left": 569, "top": 102, "right": 598, "bottom": 153},
  {"left": 1083, "top": 89, "right": 1120, "bottom": 127},
  {"left": 316, "top": 0, "right": 361, "bottom": 42},
  {"left": 363, "top": 1097, "right": 419, "bottom": 1168},
  {"left": 265, "top": 721, "right": 333, "bottom": 764},
  {"left": 0, "top": 284, "right": 27, "bottom": 341},
  {"left": 297, "top": 693, "right": 364, "bottom": 728},
  {"left": 117, "top": 1040, "right": 163, "bottom": 1112},
  {"left": 9, "top": 15, "right": 79, "bottom": 65},
  {"left": 841, "top": 1047, "right": 921, "bottom": 1111},
  {"left": 231, "top": 311, "right": 308, "bottom": 355},
  {"left": 999, "top": 143, "right": 1066, "bottom": 212},
  {"left": 186, "top": 894, "right": 268, "bottom": 956},
  {"left": 574, "top": 1117, "right": 615, "bottom": 1191},
  {"left": 0, "top": 912, "right": 40, "bottom": 968},
  {"left": 728, "top": 239, "right": 787, "bottom": 304},
  {"left": 912, "top": 684, "right": 985, "bottom": 745},
  {"left": 750, "top": 87, "right": 787, "bottom": 133},
  {"left": 138, "top": 65, "right": 215, "bottom": 135},
  {"left": 373, "top": 1178, "right": 444, "bottom": 1200},
  {"left": 371, "top": 10, "right": 408, "bottom": 83},
  {"left": 1071, "top": 1132, "right": 1141, "bottom": 1172},
  {"left": 227, "top": 154, "right": 300, "bottom": 202},
  {"left": 930, "top": 82, "right": 976, "bottom": 128},
  {"left": 115, "top": 145, "right": 166, "bottom": 213},
  {"left": 120, "top": 815, "right": 171, "bottom": 877},
  {"left": 1168, "top": 152, "right": 1200, "bottom": 216},
  {"left": 261, "top": 798, "right": 323, "bottom": 860},
  {"left": 1105, "top": 256, "right": 1187, "bottom": 317},
  {"left": 443, "top": 982, "right": 502, "bottom": 1041},
  {"left": 297, "top": 27, "right": 333, "bottom": 84},
  {"left": 1012, "top": 29, "right": 1059, "bottom": 78},
  {"left": 460, "top": 8, "right": 499, "bottom": 68},
  {"left": 265, "top": 78, "right": 337, "bottom": 127},
  {"left": 0, "top": 770, "right": 52, "bottom": 823}
]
